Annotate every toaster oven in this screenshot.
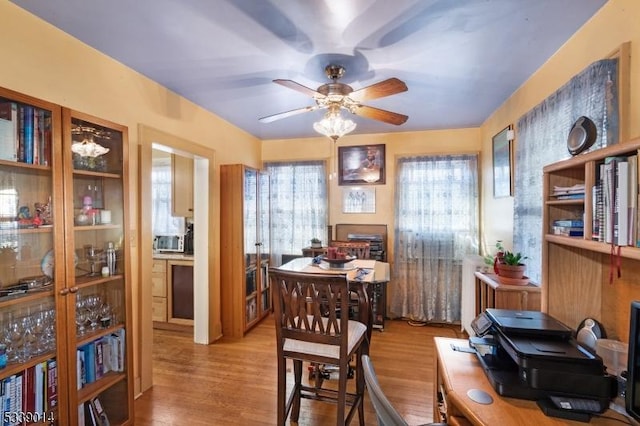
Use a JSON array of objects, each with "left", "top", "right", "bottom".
[{"left": 153, "top": 235, "right": 184, "bottom": 253}]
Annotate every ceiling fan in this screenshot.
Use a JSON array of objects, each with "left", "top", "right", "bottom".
[{"left": 259, "top": 64, "right": 409, "bottom": 127}]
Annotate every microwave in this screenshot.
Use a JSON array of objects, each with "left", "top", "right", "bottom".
[{"left": 154, "top": 235, "right": 184, "bottom": 253}]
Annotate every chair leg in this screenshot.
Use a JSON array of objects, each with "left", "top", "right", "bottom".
[
  {"left": 337, "top": 360, "right": 348, "bottom": 426},
  {"left": 355, "top": 349, "right": 365, "bottom": 426},
  {"left": 291, "top": 359, "right": 303, "bottom": 422},
  {"left": 277, "top": 356, "right": 287, "bottom": 425}
]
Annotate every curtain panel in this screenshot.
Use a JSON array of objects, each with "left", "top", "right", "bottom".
[
  {"left": 264, "top": 161, "right": 328, "bottom": 265},
  {"left": 391, "top": 154, "right": 479, "bottom": 323}
]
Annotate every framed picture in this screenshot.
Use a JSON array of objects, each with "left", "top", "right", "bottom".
[
  {"left": 338, "top": 144, "right": 386, "bottom": 185},
  {"left": 342, "top": 188, "right": 376, "bottom": 213},
  {"left": 492, "top": 125, "right": 513, "bottom": 198}
]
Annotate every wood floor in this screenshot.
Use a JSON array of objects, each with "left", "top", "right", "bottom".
[{"left": 134, "top": 317, "right": 464, "bottom": 425}]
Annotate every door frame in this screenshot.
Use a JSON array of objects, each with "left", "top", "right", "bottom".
[{"left": 137, "top": 124, "right": 221, "bottom": 393}]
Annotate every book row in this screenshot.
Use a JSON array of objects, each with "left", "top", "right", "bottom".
[
  {"left": 78, "top": 396, "right": 110, "bottom": 426},
  {"left": 0, "top": 101, "right": 52, "bottom": 166},
  {"left": 76, "top": 329, "right": 125, "bottom": 390},
  {"left": 593, "top": 154, "right": 640, "bottom": 246},
  {"left": 0, "top": 358, "right": 57, "bottom": 426}
]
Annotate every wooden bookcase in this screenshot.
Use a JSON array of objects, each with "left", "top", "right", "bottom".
[
  {"left": 0, "top": 86, "right": 133, "bottom": 425},
  {"left": 220, "top": 165, "right": 271, "bottom": 338},
  {"left": 542, "top": 137, "right": 640, "bottom": 342}
]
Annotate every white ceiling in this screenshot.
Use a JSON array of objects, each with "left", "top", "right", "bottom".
[{"left": 11, "top": 0, "right": 608, "bottom": 140}]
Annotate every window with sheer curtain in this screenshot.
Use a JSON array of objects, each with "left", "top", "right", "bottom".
[
  {"left": 264, "top": 161, "right": 327, "bottom": 265},
  {"left": 151, "top": 157, "right": 185, "bottom": 236},
  {"left": 391, "top": 154, "right": 479, "bottom": 323}
]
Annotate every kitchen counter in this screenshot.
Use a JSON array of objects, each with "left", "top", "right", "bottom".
[{"left": 153, "top": 252, "right": 194, "bottom": 261}]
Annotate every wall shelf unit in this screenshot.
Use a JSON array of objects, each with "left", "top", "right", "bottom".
[{"left": 542, "top": 137, "right": 640, "bottom": 342}]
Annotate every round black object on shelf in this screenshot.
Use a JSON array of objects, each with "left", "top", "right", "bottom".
[{"left": 567, "top": 116, "right": 597, "bottom": 155}]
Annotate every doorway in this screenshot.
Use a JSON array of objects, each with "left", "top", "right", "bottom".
[{"left": 138, "top": 125, "right": 221, "bottom": 394}]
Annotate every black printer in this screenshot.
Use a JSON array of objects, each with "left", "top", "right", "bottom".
[{"left": 471, "top": 309, "right": 617, "bottom": 411}]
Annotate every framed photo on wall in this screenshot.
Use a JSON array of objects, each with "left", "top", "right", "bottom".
[
  {"left": 492, "top": 125, "right": 513, "bottom": 198},
  {"left": 342, "top": 187, "right": 376, "bottom": 213},
  {"left": 338, "top": 144, "right": 386, "bottom": 185}
]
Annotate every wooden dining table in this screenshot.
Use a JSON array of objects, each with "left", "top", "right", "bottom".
[{"left": 275, "top": 257, "right": 390, "bottom": 349}]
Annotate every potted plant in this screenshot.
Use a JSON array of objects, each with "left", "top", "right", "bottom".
[
  {"left": 496, "top": 250, "right": 527, "bottom": 279},
  {"left": 310, "top": 238, "right": 322, "bottom": 248},
  {"left": 483, "top": 240, "right": 505, "bottom": 274}
]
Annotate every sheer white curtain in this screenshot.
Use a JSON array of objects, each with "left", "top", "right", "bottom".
[
  {"left": 151, "top": 157, "right": 185, "bottom": 236},
  {"left": 264, "top": 161, "right": 327, "bottom": 265},
  {"left": 391, "top": 154, "right": 479, "bottom": 323}
]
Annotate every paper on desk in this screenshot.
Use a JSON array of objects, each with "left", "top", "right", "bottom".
[{"left": 354, "top": 259, "right": 376, "bottom": 269}]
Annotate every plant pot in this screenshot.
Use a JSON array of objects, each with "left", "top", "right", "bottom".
[
  {"left": 496, "top": 263, "right": 526, "bottom": 279},
  {"left": 311, "top": 242, "right": 322, "bottom": 248}
]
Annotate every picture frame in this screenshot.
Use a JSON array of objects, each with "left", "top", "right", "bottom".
[
  {"left": 492, "top": 125, "right": 513, "bottom": 198},
  {"left": 338, "top": 144, "right": 386, "bottom": 186},
  {"left": 342, "top": 187, "right": 376, "bottom": 213}
]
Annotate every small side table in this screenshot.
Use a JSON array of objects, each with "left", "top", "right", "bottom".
[{"left": 301, "top": 246, "right": 327, "bottom": 257}]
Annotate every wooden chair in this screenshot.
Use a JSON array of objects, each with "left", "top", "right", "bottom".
[
  {"left": 329, "top": 241, "right": 371, "bottom": 259},
  {"left": 269, "top": 268, "right": 367, "bottom": 426},
  {"left": 361, "top": 355, "right": 447, "bottom": 426}
]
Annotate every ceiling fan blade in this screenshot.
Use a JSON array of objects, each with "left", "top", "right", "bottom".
[
  {"left": 354, "top": 105, "right": 408, "bottom": 125},
  {"left": 258, "top": 105, "right": 318, "bottom": 123},
  {"left": 349, "top": 78, "right": 408, "bottom": 102},
  {"left": 273, "top": 79, "right": 323, "bottom": 98}
]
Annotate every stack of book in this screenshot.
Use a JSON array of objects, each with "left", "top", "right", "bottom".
[
  {"left": 552, "top": 219, "right": 584, "bottom": 237},
  {"left": 552, "top": 183, "right": 585, "bottom": 199}
]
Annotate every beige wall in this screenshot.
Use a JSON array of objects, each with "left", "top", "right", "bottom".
[
  {"left": 0, "top": 2, "right": 263, "bottom": 396},
  {"left": 480, "top": 0, "right": 640, "bottom": 253},
  {"left": 263, "top": 128, "right": 482, "bottom": 261}
]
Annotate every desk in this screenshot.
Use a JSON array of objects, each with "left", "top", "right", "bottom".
[
  {"left": 433, "top": 337, "right": 630, "bottom": 425},
  {"left": 277, "top": 257, "right": 390, "bottom": 340}
]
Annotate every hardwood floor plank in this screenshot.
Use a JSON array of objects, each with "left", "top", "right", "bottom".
[{"left": 135, "top": 318, "right": 463, "bottom": 425}]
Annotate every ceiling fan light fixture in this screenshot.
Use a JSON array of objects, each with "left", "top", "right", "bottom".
[{"left": 313, "top": 109, "right": 356, "bottom": 141}]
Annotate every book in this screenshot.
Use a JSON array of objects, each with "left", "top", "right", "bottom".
[
  {"left": 0, "top": 102, "right": 18, "bottom": 161},
  {"left": 91, "top": 397, "right": 110, "bottom": 426},
  {"left": 77, "top": 349, "right": 86, "bottom": 389},
  {"left": 627, "top": 155, "right": 638, "bottom": 246},
  {"left": 616, "top": 160, "right": 629, "bottom": 246},
  {"left": 553, "top": 219, "right": 584, "bottom": 227},
  {"left": 46, "top": 358, "right": 58, "bottom": 410},
  {"left": 81, "top": 343, "right": 96, "bottom": 384}
]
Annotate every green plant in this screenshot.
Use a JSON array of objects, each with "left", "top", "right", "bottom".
[
  {"left": 501, "top": 250, "right": 527, "bottom": 266},
  {"left": 310, "top": 237, "right": 321, "bottom": 244},
  {"left": 483, "top": 240, "right": 505, "bottom": 266}
]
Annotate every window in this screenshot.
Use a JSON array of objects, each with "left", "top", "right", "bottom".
[
  {"left": 151, "top": 157, "right": 185, "bottom": 236},
  {"left": 264, "top": 161, "right": 327, "bottom": 264},
  {"left": 391, "top": 154, "right": 479, "bottom": 323}
]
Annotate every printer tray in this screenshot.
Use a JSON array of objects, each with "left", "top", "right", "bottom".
[
  {"left": 476, "top": 348, "right": 615, "bottom": 403},
  {"left": 477, "top": 350, "right": 547, "bottom": 400}
]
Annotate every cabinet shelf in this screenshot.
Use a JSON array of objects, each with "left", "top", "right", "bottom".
[
  {"left": 0, "top": 351, "right": 56, "bottom": 381},
  {"left": 0, "top": 158, "right": 52, "bottom": 173},
  {"left": 76, "top": 324, "right": 124, "bottom": 347},
  {"left": 0, "top": 288, "right": 54, "bottom": 308},
  {"left": 0, "top": 225, "right": 54, "bottom": 234},
  {"left": 74, "top": 224, "right": 121, "bottom": 231},
  {"left": 73, "top": 169, "right": 121, "bottom": 179},
  {"left": 77, "top": 371, "right": 127, "bottom": 404},
  {"left": 545, "top": 199, "right": 585, "bottom": 206},
  {"left": 545, "top": 234, "right": 640, "bottom": 261}
]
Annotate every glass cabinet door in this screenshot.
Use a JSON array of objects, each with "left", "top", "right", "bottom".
[
  {"left": 0, "top": 90, "right": 63, "bottom": 425},
  {"left": 62, "top": 109, "right": 132, "bottom": 425}
]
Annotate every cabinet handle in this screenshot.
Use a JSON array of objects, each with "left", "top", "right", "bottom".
[
  {"left": 59, "top": 288, "right": 70, "bottom": 296},
  {"left": 69, "top": 286, "right": 79, "bottom": 293}
]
